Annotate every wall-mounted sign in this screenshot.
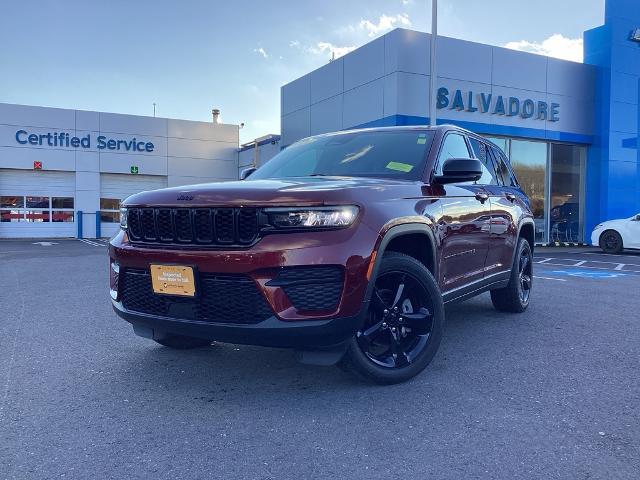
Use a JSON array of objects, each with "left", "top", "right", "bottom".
[
  {"left": 130, "top": 165, "right": 139, "bottom": 174},
  {"left": 436, "top": 87, "right": 560, "bottom": 122},
  {"left": 15, "top": 130, "right": 154, "bottom": 152}
]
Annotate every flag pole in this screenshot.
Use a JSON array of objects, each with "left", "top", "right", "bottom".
[{"left": 429, "top": 0, "right": 438, "bottom": 126}]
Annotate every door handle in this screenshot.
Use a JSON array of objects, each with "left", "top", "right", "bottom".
[
  {"left": 475, "top": 192, "right": 489, "bottom": 203},
  {"left": 505, "top": 192, "right": 516, "bottom": 202}
]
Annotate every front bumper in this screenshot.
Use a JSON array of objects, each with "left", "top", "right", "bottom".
[
  {"left": 112, "top": 299, "right": 367, "bottom": 349},
  {"left": 591, "top": 228, "right": 603, "bottom": 247},
  {"left": 109, "top": 225, "right": 378, "bottom": 348}
]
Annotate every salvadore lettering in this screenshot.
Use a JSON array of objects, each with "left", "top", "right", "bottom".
[
  {"left": 436, "top": 87, "right": 559, "bottom": 122},
  {"left": 15, "top": 130, "right": 154, "bottom": 152}
]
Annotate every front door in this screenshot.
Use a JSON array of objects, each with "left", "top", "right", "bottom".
[{"left": 435, "top": 132, "right": 491, "bottom": 293}]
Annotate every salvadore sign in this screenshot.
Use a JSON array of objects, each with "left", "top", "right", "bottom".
[
  {"left": 15, "top": 130, "right": 155, "bottom": 152},
  {"left": 437, "top": 87, "right": 560, "bottom": 122}
]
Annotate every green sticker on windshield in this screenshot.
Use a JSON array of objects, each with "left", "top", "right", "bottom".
[
  {"left": 417, "top": 133, "right": 427, "bottom": 144},
  {"left": 386, "top": 161, "right": 414, "bottom": 173}
]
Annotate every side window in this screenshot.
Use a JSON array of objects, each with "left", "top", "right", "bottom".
[
  {"left": 491, "top": 147, "right": 516, "bottom": 186},
  {"left": 436, "top": 133, "right": 471, "bottom": 174},
  {"left": 468, "top": 138, "right": 499, "bottom": 185}
]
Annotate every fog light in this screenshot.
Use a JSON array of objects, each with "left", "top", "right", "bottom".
[{"left": 110, "top": 260, "right": 120, "bottom": 300}]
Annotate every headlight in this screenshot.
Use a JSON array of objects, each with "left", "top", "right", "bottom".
[
  {"left": 264, "top": 206, "right": 359, "bottom": 229},
  {"left": 120, "top": 207, "right": 128, "bottom": 229}
]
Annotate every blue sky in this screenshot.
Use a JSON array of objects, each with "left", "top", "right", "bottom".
[{"left": 0, "top": 0, "right": 604, "bottom": 143}]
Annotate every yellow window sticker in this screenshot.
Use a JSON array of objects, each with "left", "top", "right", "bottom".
[{"left": 386, "top": 161, "right": 414, "bottom": 173}]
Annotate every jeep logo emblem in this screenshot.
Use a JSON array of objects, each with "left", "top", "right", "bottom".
[{"left": 177, "top": 194, "right": 194, "bottom": 201}]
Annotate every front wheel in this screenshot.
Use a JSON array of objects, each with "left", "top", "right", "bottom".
[
  {"left": 599, "top": 230, "right": 623, "bottom": 254},
  {"left": 490, "top": 237, "right": 532, "bottom": 313},
  {"left": 340, "top": 252, "right": 444, "bottom": 384}
]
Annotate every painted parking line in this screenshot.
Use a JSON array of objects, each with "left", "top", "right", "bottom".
[
  {"left": 550, "top": 269, "right": 628, "bottom": 279},
  {"left": 78, "top": 239, "right": 104, "bottom": 247},
  {"left": 533, "top": 275, "right": 567, "bottom": 282},
  {"left": 533, "top": 257, "right": 640, "bottom": 274}
]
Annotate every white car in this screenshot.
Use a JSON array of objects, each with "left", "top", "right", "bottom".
[{"left": 591, "top": 213, "right": 640, "bottom": 253}]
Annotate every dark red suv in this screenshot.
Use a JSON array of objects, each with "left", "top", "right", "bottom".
[{"left": 109, "top": 125, "right": 534, "bottom": 383}]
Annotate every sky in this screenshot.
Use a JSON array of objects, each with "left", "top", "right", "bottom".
[{"left": 0, "top": 0, "right": 605, "bottom": 143}]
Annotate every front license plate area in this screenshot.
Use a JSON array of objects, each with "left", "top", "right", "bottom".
[{"left": 150, "top": 265, "right": 196, "bottom": 297}]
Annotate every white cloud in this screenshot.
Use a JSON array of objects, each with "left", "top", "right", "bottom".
[
  {"left": 253, "top": 47, "right": 269, "bottom": 59},
  {"left": 290, "top": 39, "right": 355, "bottom": 60},
  {"left": 312, "top": 42, "right": 357, "bottom": 60},
  {"left": 359, "top": 13, "right": 411, "bottom": 37},
  {"left": 504, "top": 34, "right": 583, "bottom": 62}
]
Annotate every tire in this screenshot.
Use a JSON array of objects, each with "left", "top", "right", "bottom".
[
  {"left": 339, "top": 251, "right": 444, "bottom": 385},
  {"left": 154, "top": 334, "right": 212, "bottom": 349},
  {"left": 490, "top": 237, "right": 532, "bottom": 313},
  {"left": 599, "top": 230, "right": 623, "bottom": 254}
]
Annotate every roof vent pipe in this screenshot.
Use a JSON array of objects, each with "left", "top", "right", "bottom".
[{"left": 212, "top": 108, "right": 220, "bottom": 124}]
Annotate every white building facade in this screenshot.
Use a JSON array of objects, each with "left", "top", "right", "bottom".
[{"left": 0, "top": 103, "right": 239, "bottom": 238}]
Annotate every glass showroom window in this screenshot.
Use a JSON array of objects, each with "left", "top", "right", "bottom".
[
  {"left": 550, "top": 144, "right": 586, "bottom": 242},
  {"left": 51, "top": 197, "right": 75, "bottom": 223},
  {"left": 25, "top": 196, "right": 51, "bottom": 222},
  {"left": 0, "top": 196, "right": 25, "bottom": 222},
  {"left": 509, "top": 140, "right": 548, "bottom": 244},
  {"left": 1, "top": 196, "right": 75, "bottom": 223},
  {"left": 100, "top": 198, "right": 121, "bottom": 223}
]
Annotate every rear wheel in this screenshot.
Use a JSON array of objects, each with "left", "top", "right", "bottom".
[
  {"left": 154, "top": 334, "right": 212, "bottom": 349},
  {"left": 490, "top": 237, "right": 532, "bottom": 313},
  {"left": 599, "top": 230, "right": 623, "bottom": 254},
  {"left": 340, "top": 252, "right": 444, "bottom": 384}
]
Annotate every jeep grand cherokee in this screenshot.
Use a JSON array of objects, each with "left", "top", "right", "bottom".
[{"left": 109, "top": 125, "right": 534, "bottom": 384}]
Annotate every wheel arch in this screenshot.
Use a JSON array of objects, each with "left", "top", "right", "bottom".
[
  {"left": 364, "top": 223, "right": 438, "bottom": 305},
  {"left": 518, "top": 220, "right": 535, "bottom": 253}
]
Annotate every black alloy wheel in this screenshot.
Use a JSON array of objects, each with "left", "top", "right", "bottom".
[
  {"left": 340, "top": 252, "right": 444, "bottom": 384},
  {"left": 490, "top": 237, "right": 532, "bottom": 313},
  {"left": 357, "top": 271, "right": 433, "bottom": 368},
  {"left": 517, "top": 246, "right": 532, "bottom": 304}
]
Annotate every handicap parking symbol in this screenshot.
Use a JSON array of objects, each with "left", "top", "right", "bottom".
[{"left": 551, "top": 269, "right": 626, "bottom": 279}]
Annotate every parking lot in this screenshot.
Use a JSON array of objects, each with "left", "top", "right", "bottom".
[{"left": 1, "top": 240, "right": 639, "bottom": 479}]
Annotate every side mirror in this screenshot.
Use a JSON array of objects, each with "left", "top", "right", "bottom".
[
  {"left": 433, "top": 158, "right": 483, "bottom": 184},
  {"left": 633, "top": 214, "right": 640, "bottom": 221},
  {"left": 240, "top": 167, "right": 257, "bottom": 180}
]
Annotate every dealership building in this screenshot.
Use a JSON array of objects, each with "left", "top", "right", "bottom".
[
  {"left": 281, "top": 0, "right": 640, "bottom": 244},
  {"left": 0, "top": 103, "right": 239, "bottom": 238}
]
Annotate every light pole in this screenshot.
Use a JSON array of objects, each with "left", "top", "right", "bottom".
[{"left": 429, "top": 0, "right": 438, "bottom": 126}]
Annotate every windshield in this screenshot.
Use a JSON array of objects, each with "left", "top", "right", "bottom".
[{"left": 249, "top": 130, "right": 434, "bottom": 181}]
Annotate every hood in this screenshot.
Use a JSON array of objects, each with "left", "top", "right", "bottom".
[{"left": 123, "top": 176, "right": 425, "bottom": 207}]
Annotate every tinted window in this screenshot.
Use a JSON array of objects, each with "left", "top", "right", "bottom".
[
  {"left": 436, "top": 133, "right": 470, "bottom": 174},
  {"left": 1, "top": 196, "right": 23, "bottom": 208},
  {"left": 468, "top": 138, "right": 499, "bottom": 185},
  {"left": 26, "top": 196, "right": 49, "bottom": 208},
  {"left": 52, "top": 197, "right": 74, "bottom": 209},
  {"left": 100, "top": 198, "right": 121, "bottom": 210},
  {"left": 490, "top": 147, "right": 515, "bottom": 186},
  {"left": 250, "top": 130, "right": 435, "bottom": 181}
]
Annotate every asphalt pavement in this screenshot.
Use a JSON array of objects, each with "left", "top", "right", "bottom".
[{"left": 1, "top": 240, "right": 639, "bottom": 479}]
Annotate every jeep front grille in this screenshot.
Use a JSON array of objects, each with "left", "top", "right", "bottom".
[{"left": 127, "top": 207, "right": 260, "bottom": 247}]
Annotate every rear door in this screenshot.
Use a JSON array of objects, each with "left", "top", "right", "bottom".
[
  {"left": 484, "top": 145, "right": 524, "bottom": 273},
  {"left": 435, "top": 132, "right": 491, "bottom": 293}
]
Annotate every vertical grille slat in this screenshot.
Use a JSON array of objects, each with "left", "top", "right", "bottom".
[
  {"left": 141, "top": 208, "right": 157, "bottom": 241},
  {"left": 128, "top": 208, "right": 143, "bottom": 240},
  {"left": 215, "top": 209, "right": 235, "bottom": 244},
  {"left": 127, "top": 207, "right": 259, "bottom": 247},
  {"left": 156, "top": 209, "right": 174, "bottom": 242},
  {"left": 194, "top": 209, "right": 214, "bottom": 243}
]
